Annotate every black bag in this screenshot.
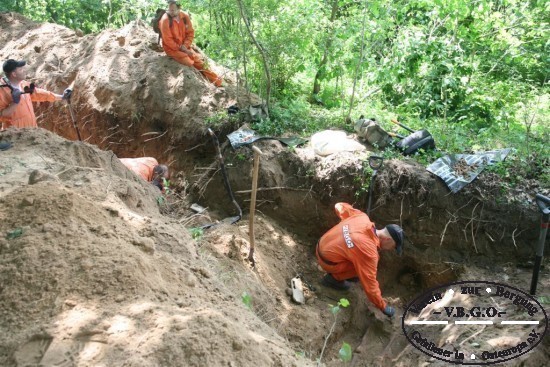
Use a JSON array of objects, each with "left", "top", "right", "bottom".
[{"left": 396, "top": 129, "right": 435, "bottom": 155}]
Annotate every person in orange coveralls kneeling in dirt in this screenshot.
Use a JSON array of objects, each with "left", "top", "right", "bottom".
[
  {"left": 317, "top": 202, "right": 404, "bottom": 318},
  {"left": 0, "top": 59, "right": 71, "bottom": 129},
  {"left": 120, "top": 157, "right": 170, "bottom": 192},
  {"left": 160, "top": 1, "right": 222, "bottom": 87}
]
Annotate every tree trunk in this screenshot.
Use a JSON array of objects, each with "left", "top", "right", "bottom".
[
  {"left": 312, "top": 0, "right": 339, "bottom": 99},
  {"left": 236, "top": 0, "right": 271, "bottom": 115},
  {"left": 346, "top": 0, "right": 368, "bottom": 123}
]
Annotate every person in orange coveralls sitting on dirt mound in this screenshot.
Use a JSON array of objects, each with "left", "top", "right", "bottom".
[
  {"left": 120, "top": 157, "right": 169, "bottom": 192},
  {"left": 159, "top": 1, "right": 222, "bottom": 87},
  {"left": 0, "top": 59, "right": 71, "bottom": 129},
  {"left": 316, "top": 202, "right": 404, "bottom": 318}
]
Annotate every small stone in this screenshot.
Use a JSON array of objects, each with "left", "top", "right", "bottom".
[
  {"left": 136, "top": 237, "right": 155, "bottom": 254},
  {"left": 115, "top": 295, "right": 125, "bottom": 303},
  {"left": 232, "top": 340, "right": 243, "bottom": 351},
  {"left": 42, "top": 223, "right": 55, "bottom": 233},
  {"left": 20, "top": 198, "right": 34, "bottom": 207},
  {"left": 184, "top": 274, "right": 196, "bottom": 288},
  {"left": 64, "top": 299, "right": 77, "bottom": 307},
  {"left": 28, "top": 170, "right": 57, "bottom": 185},
  {"left": 192, "top": 267, "right": 212, "bottom": 278},
  {"left": 81, "top": 260, "right": 93, "bottom": 270}
]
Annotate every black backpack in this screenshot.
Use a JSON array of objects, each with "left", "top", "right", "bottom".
[
  {"left": 395, "top": 129, "right": 436, "bottom": 155},
  {"left": 151, "top": 9, "right": 187, "bottom": 45}
]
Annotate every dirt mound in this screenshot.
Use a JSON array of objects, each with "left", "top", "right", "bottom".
[
  {"left": 0, "top": 12, "right": 259, "bottom": 167},
  {"left": 0, "top": 129, "right": 310, "bottom": 367},
  {"left": 180, "top": 138, "right": 549, "bottom": 366}
]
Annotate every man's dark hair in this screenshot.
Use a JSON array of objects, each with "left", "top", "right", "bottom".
[
  {"left": 386, "top": 224, "right": 404, "bottom": 255},
  {"left": 153, "top": 164, "right": 169, "bottom": 179},
  {"left": 3, "top": 59, "right": 26, "bottom": 76}
]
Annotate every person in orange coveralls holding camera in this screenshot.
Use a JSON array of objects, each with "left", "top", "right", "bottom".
[{"left": 0, "top": 59, "right": 71, "bottom": 129}]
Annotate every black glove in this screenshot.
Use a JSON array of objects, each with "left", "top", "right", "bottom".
[
  {"left": 383, "top": 305, "right": 395, "bottom": 318},
  {"left": 12, "top": 88, "right": 22, "bottom": 104},
  {"left": 62, "top": 88, "right": 72, "bottom": 101}
]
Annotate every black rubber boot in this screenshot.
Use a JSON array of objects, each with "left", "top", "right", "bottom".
[{"left": 321, "top": 274, "right": 351, "bottom": 291}]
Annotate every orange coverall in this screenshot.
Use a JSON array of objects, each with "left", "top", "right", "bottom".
[
  {"left": 160, "top": 12, "right": 222, "bottom": 87},
  {"left": 120, "top": 157, "right": 159, "bottom": 182},
  {"left": 0, "top": 81, "right": 58, "bottom": 129},
  {"left": 317, "top": 202, "right": 387, "bottom": 310}
]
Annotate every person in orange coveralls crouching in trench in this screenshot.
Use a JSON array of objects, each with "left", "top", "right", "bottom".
[
  {"left": 120, "top": 157, "right": 169, "bottom": 192},
  {"left": 316, "top": 202, "right": 404, "bottom": 318},
  {"left": 0, "top": 59, "right": 72, "bottom": 129},
  {"left": 160, "top": 1, "right": 222, "bottom": 87}
]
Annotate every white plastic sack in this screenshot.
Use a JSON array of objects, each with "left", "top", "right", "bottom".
[{"left": 311, "top": 130, "right": 366, "bottom": 156}]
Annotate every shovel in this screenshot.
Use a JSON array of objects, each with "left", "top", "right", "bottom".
[
  {"left": 530, "top": 193, "right": 550, "bottom": 295},
  {"left": 366, "top": 155, "right": 384, "bottom": 216},
  {"left": 63, "top": 89, "right": 82, "bottom": 141},
  {"left": 67, "top": 100, "right": 82, "bottom": 141},
  {"left": 248, "top": 145, "right": 263, "bottom": 266}
]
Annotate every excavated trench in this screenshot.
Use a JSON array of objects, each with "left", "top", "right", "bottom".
[{"left": 186, "top": 138, "right": 549, "bottom": 366}]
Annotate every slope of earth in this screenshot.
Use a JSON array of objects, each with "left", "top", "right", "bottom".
[
  {"left": 0, "top": 129, "right": 320, "bottom": 367},
  {"left": 0, "top": 12, "right": 259, "bottom": 170}
]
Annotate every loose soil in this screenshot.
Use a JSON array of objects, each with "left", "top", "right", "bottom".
[{"left": 1, "top": 12, "right": 548, "bottom": 367}]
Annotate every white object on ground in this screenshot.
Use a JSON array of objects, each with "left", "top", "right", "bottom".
[
  {"left": 311, "top": 130, "right": 366, "bottom": 156},
  {"left": 291, "top": 277, "right": 305, "bottom": 305}
]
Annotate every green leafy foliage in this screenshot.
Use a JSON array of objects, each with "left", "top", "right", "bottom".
[
  {"left": 329, "top": 298, "right": 350, "bottom": 315},
  {"left": 339, "top": 298, "right": 350, "bottom": 308},
  {"left": 241, "top": 291, "right": 252, "bottom": 309},
  {"left": 189, "top": 227, "right": 204, "bottom": 240},
  {"left": 6, "top": 227, "right": 23, "bottom": 239},
  {"left": 338, "top": 342, "right": 352, "bottom": 362},
  {"left": 3, "top": 0, "right": 547, "bottom": 186},
  {"left": 161, "top": 178, "right": 171, "bottom": 195}
]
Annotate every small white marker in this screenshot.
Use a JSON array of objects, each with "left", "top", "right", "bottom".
[
  {"left": 471, "top": 354, "right": 476, "bottom": 360},
  {"left": 486, "top": 288, "right": 492, "bottom": 293},
  {"left": 448, "top": 289, "right": 454, "bottom": 294}
]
